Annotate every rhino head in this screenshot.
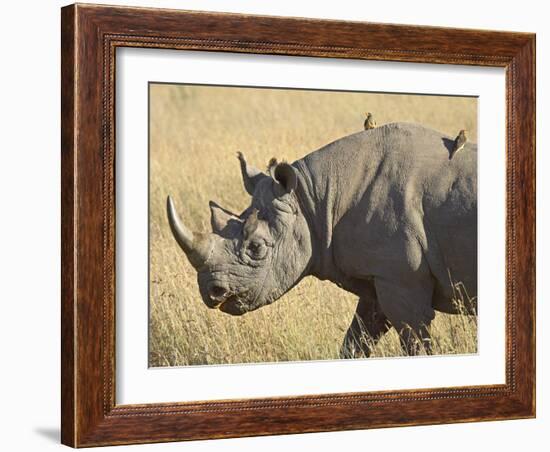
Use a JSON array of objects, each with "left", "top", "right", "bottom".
[{"left": 167, "top": 153, "right": 313, "bottom": 316}]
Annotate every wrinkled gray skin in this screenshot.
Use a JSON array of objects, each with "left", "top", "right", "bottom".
[{"left": 167, "top": 123, "right": 477, "bottom": 356}]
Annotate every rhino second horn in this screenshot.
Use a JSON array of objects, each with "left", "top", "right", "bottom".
[{"left": 166, "top": 196, "right": 212, "bottom": 269}]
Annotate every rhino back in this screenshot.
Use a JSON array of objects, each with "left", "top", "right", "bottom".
[{"left": 294, "top": 122, "right": 477, "bottom": 299}]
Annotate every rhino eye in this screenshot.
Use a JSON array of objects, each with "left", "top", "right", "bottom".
[{"left": 246, "top": 241, "right": 267, "bottom": 260}]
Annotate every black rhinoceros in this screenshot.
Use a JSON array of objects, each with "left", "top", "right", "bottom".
[{"left": 167, "top": 123, "right": 477, "bottom": 356}]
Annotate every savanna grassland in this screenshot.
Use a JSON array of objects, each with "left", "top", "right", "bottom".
[{"left": 149, "top": 84, "right": 478, "bottom": 367}]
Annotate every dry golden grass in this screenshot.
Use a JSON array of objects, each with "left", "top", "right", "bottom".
[{"left": 149, "top": 84, "right": 478, "bottom": 367}]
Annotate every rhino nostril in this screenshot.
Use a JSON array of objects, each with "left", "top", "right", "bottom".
[{"left": 208, "top": 284, "right": 228, "bottom": 300}]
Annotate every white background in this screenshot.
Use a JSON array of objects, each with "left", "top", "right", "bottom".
[
  {"left": 0, "top": 0, "right": 546, "bottom": 451},
  {"left": 117, "top": 49, "right": 505, "bottom": 404}
]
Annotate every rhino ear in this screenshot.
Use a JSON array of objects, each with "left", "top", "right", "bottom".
[
  {"left": 209, "top": 201, "right": 240, "bottom": 234},
  {"left": 237, "top": 152, "right": 267, "bottom": 196},
  {"left": 273, "top": 162, "right": 298, "bottom": 195}
]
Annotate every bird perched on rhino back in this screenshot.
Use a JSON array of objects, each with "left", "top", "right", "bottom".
[
  {"left": 450, "top": 129, "right": 467, "bottom": 160},
  {"left": 267, "top": 157, "right": 278, "bottom": 174},
  {"left": 364, "top": 112, "right": 377, "bottom": 130}
]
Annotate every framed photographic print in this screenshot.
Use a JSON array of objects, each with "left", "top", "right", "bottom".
[{"left": 61, "top": 3, "right": 536, "bottom": 447}]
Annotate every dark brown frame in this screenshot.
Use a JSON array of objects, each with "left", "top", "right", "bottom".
[{"left": 61, "top": 3, "right": 536, "bottom": 447}]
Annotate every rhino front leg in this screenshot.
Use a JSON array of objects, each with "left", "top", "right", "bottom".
[
  {"left": 374, "top": 277, "right": 436, "bottom": 356},
  {"left": 340, "top": 284, "right": 390, "bottom": 359}
]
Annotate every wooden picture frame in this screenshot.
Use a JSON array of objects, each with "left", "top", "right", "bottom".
[{"left": 61, "top": 3, "right": 535, "bottom": 447}]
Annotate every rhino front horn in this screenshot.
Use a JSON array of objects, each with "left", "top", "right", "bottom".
[{"left": 166, "top": 196, "right": 212, "bottom": 269}]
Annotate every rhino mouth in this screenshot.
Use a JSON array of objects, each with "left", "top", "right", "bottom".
[
  {"left": 203, "top": 283, "right": 252, "bottom": 316},
  {"left": 217, "top": 295, "right": 248, "bottom": 316},
  {"left": 209, "top": 293, "right": 257, "bottom": 316},
  {"left": 199, "top": 271, "right": 263, "bottom": 316}
]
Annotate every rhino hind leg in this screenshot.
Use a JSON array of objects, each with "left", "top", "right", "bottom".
[
  {"left": 340, "top": 284, "right": 390, "bottom": 359},
  {"left": 396, "top": 323, "right": 432, "bottom": 356},
  {"left": 374, "top": 277, "right": 436, "bottom": 356}
]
